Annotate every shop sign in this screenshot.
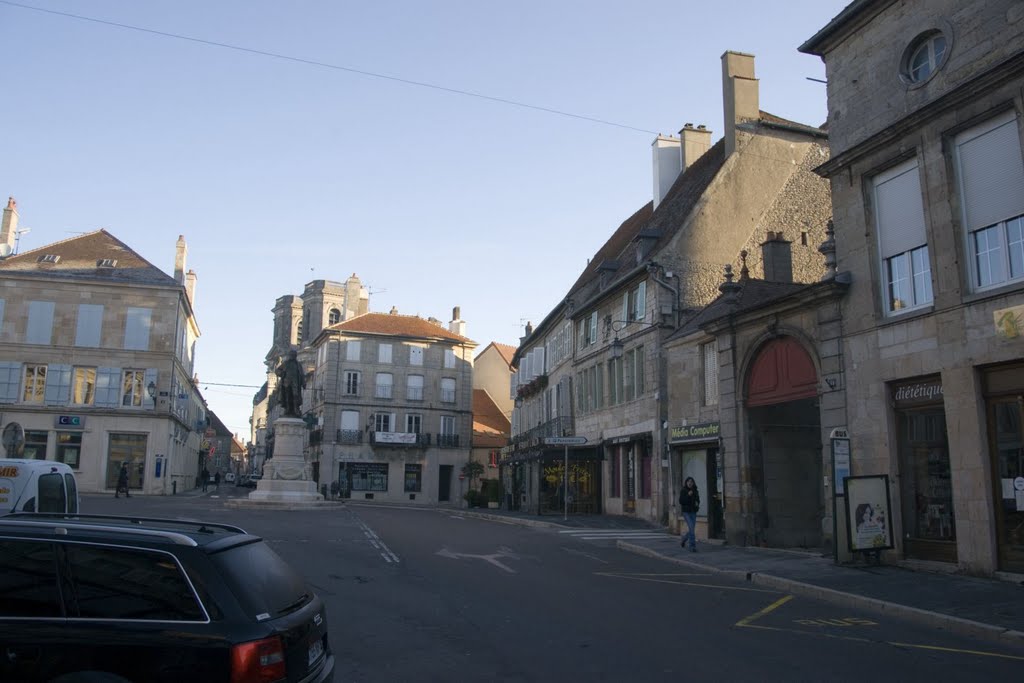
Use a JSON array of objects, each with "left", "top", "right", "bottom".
[
  {"left": 669, "top": 422, "right": 720, "bottom": 444},
  {"left": 994, "top": 304, "right": 1024, "bottom": 339},
  {"left": 844, "top": 475, "right": 895, "bottom": 553},
  {"left": 892, "top": 379, "right": 943, "bottom": 407},
  {"left": 375, "top": 432, "right": 417, "bottom": 445},
  {"left": 56, "top": 415, "right": 85, "bottom": 428}
]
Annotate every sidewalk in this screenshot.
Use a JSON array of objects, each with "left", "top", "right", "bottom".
[{"left": 461, "top": 508, "right": 1024, "bottom": 646}]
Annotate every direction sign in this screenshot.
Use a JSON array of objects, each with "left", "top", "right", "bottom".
[{"left": 544, "top": 436, "right": 587, "bottom": 445}]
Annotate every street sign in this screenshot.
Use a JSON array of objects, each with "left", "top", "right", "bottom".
[{"left": 544, "top": 436, "right": 587, "bottom": 445}]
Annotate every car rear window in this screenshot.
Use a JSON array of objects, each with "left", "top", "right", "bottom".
[
  {"left": 211, "top": 540, "right": 310, "bottom": 620},
  {"left": 37, "top": 473, "right": 66, "bottom": 513}
]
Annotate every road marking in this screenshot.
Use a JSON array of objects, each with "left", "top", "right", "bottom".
[
  {"left": 358, "top": 521, "right": 399, "bottom": 563},
  {"left": 885, "top": 642, "right": 1024, "bottom": 661},
  {"left": 794, "top": 617, "right": 877, "bottom": 627},
  {"left": 595, "top": 572, "right": 778, "bottom": 593},
  {"left": 561, "top": 547, "right": 610, "bottom": 564},
  {"left": 736, "top": 595, "right": 794, "bottom": 627},
  {"left": 437, "top": 547, "right": 518, "bottom": 573}
]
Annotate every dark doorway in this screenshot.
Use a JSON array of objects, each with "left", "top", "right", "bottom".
[
  {"left": 707, "top": 447, "right": 725, "bottom": 539},
  {"left": 438, "top": 465, "right": 453, "bottom": 502}
]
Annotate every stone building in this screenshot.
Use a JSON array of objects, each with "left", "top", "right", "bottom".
[
  {"left": 801, "top": 0, "right": 1024, "bottom": 573},
  {"left": 307, "top": 308, "right": 476, "bottom": 504},
  {"left": 0, "top": 198, "right": 205, "bottom": 495},
  {"left": 507, "top": 51, "right": 833, "bottom": 525},
  {"left": 470, "top": 342, "right": 514, "bottom": 484}
]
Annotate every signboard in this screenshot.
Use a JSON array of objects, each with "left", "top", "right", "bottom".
[
  {"left": 544, "top": 436, "right": 587, "bottom": 445},
  {"left": 375, "top": 432, "right": 419, "bottom": 445},
  {"left": 56, "top": 415, "right": 84, "bottom": 428},
  {"left": 995, "top": 304, "right": 1024, "bottom": 339},
  {"left": 832, "top": 435, "right": 851, "bottom": 496},
  {"left": 892, "top": 378, "right": 943, "bottom": 407},
  {"left": 669, "top": 422, "right": 720, "bottom": 444},
  {"left": 844, "top": 475, "right": 894, "bottom": 553}
]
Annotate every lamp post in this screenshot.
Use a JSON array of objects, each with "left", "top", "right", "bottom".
[{"left": 147, "top": 380, "right": 157, "bottom": 406}]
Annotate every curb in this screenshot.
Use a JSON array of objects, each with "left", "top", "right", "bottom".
[
  {"left": 617, "top": 541, "right": 1024, "bottom": 646},
  {"left": 451, "top": 509, "right": 567, "bottom": 529},
  {"left": 224, "top": 500, "right": 347, "bottom": 511}
]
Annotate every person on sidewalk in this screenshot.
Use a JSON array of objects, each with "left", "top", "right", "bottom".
[
  {"left": 201, "top": 467, "right": 210, "bottom": 492},
  {"left": 679, "top": 477, "right": 700, "bottom": 552},
  {"left": 115, "top": 463, "right": 131, "bottom": 498},
  {"left": 214, "top": 471, "right": 221, "bottom": 490}
]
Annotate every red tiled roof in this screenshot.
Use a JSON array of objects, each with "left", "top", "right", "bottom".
[
  {"left": 472, "top": 389, "right": 510, "bottom": 447},
  {"left": 327, "top": 312, "right": 476, "bottom": 345}
]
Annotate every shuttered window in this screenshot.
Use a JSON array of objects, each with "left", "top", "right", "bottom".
[
  {"left": 26, "top": 301, "right": 54, "bottom": 345},
  {"left": 75, "top": 304, "right": 103, "bottom": 347},
  {"left": 94, "top": 367, "right": 122, "bottom": 407},
  {"left": 0, "top": 362, "right": 21, "bottom": 403},
  {"left": 346, "top": 340, "right": 361, "bottom": 362},
  {"left": 703, "top": 341, "right": 719, "bottom": 406},
  {"left": 124, "top": 308, "right": 152, "bottom": 351},
  {"left": 44, "top": 364, "right": 72, "bottom": 405},
  {"left": 873, "top": 158, "right": 933, "bottom": 313}
]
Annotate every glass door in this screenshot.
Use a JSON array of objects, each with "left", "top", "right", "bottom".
[
  {"left": 897, "top": 409, "right": 956, "bottom": 562},
  {"left": 989, "top": 396, "right": 1024, "bottom": 573}
]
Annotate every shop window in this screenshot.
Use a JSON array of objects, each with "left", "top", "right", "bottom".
[
  {"left": 56, "top": 431, "right": 82, "bottom": 469},
  {"left": 23, "top": 430, "right": 48, "bottom": 460},
  {"left": 404, "top": 464, "right": 422, "bottom": 492},
  {"left": 610, "top": 451, "right": 620, "bottom": 498},
  {"left": 106, "top": 433, "right": 147, "bottom": 489}
]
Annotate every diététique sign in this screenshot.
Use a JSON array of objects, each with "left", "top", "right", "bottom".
[{"left": 669, "top": 422, "right": 720, "bottom": 444}]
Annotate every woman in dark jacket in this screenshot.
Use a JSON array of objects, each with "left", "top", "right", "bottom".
[{"left": 679, "top": 477, "right": 700, "bottom": 551}]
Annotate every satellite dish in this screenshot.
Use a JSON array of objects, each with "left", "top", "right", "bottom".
[{"left": 0, "top": 244, "right": 12, "bottom": 258}]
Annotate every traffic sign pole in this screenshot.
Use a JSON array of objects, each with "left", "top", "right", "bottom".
[{"left": 564, "top": 444, "right": 569, "bottom": 521}]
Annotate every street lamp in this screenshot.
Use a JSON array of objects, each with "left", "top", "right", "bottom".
[
  {"left": 607, "top": 319, "right": 661, "bottom": 359},
  {"left": 147, "top": 381, "right": 157, "bottom": 406}
]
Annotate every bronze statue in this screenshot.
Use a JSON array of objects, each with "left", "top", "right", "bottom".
[{"left": 274, "top": 349, "right": 305, "bottom": 417}]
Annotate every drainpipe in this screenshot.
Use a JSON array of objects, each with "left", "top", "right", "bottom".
[{"left": 646, "top": 261, "right": 679, "bottom": 525}]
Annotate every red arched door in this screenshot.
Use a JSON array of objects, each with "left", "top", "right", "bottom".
[{"left": 746, "top": 337, "right": 817, "bottom": 407}]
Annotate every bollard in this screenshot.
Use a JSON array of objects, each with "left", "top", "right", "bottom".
[{"left": 172, "top": 481, "right": 177, "bottom": 495}]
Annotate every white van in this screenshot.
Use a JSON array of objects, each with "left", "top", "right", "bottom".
[{"left": 0, "top": 459, "right": 80, "bottom": 514}]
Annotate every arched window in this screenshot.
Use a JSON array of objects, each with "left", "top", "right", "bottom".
[
  {"left": 295, "top": 319, "right": 303, "bottom": 344},
  {"left": 329, "top": 308, "right": 341, "bottom": 325}
]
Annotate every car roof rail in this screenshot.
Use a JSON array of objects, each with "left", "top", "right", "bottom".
[
  {"left": 2, "top": 512, "right": 247, "bottom": 535},
  {"left": 0, "top": 518, "right": 199, "bottom": 546}
]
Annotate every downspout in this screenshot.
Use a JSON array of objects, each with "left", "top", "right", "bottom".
[
  {"left": 728, "top": 312, "right": 742, "bottom": 546},
  {"left": 647, "top": 261, "right": 679, "bottom": 525}
]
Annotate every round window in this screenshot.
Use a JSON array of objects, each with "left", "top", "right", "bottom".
[{"left": 902, "top": 30, "right": 948, "bottom": 85}]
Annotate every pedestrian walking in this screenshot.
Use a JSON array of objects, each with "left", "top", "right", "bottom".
[
  {"left": 214, "top": 471, "right": 221, "bottom": 490},
  {"left": 201, "top": 466, "right": 210, "bottom": 492},
  {"left": 679, "top": 476, "right": 700, "bottom": 552},
  {"left": 115, "top": 463, "right": 131, "bottom": 498}
]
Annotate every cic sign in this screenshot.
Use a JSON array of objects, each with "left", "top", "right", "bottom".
[{"left": 56, "top": 415, "right": 85, "bottom": 428}]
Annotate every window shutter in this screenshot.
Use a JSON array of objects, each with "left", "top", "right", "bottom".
[
  {"left": 346, "top": 340, "right": 361, "bottom": 361},
  {"left": 378, "top": 344, "right": 392, "bottom": 363},
  {"left": 956, "top": 112, "right": 1024, "bottom": 232},
  {"left": 636, "top": 282, "right": 646, "bottom": 322},
  {"left": 0, "top": 361, "right": 20, "bottom": 402},
  {"left": 874, "top": 159, "right": 928, "bottom": 259},
  {"left": 341, "top": 410, "right": 359, "bottom": 431},
  {"left": 589, "top": 312, "right": 597, "bottom": 345},
  {"left": 124, "top": 308, "right": 152, "bottom": 351},
  {"left": 75, "top": 304, "right": 103, "bottom": 347},
  {"left": 94, "top": 367, "right": 122, "bottom": 407},
  {"left": 622, "top": 293, "right": 629, "bottom": 324},
  {"left": 27, "top": 301, "right": 55, "bottom": 345},
  {"left": 44, "top": 364, "right": 72, "bottom": 405}
]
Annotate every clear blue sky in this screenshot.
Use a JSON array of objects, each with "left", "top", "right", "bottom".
[{"left": 0, "top": 0, "right": 849, "bottom": 439}]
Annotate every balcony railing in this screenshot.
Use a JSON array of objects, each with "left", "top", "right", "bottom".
[
  {"left": 440, "top": 389, "right": 456, "bottom": 403},
  {"left": 509, "top": 416, "right": 575, "bottom": 451},
  {"left": 436, "top": 433, "right": 460, "bottom": 448},
  {"left": 369, "top": 431, "right": 430, "bottom": 447},
  {"left": 336, "top": 429, "right": 362, "bottom": 444},
  {"left": 375, "top": 384, "right": 393, "bottom": 399},
  {"left": 406, "top": 387, "right": 424, "bottom": 401}
]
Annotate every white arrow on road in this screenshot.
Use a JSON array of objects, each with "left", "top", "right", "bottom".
[{"left": 436, "top": 547, "right": 518, "bottom": 573}]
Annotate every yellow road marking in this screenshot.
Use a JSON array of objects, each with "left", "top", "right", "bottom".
[
  {"left": 736, "top": 595, "right": 794, "bottom": 627},
  {"left": 594, "top": 572, "right": 779, "bottom": 593},
  {"left": 886, "top": 642, "right": 1024, "bottom": 661}
]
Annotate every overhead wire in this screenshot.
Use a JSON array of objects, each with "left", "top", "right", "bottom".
[{"left": 0, "top": 0, "right": 659, "bottom": 135}]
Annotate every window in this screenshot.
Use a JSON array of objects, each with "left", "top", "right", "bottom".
[
  {"left": 26, "top": 301, "right": 54, "bottom": 345},
  {"left": 608, "top": 357, "right": 624, "bottom": 405},
  {"left": 23, "top": 430, "right": 48, "bottom": 460},
  {"left": 440, "top": 415, "right": 455, "bottom": 434},
  {"left": 0, "top": 540, "right": 61, "bottom": 617},
  {"left": 94, "top": 367, "right": 122, "bottom": 408},
  {"left": 295, "top": 319, "right": 303, "bottom": 344},
  {"left": 65, "top": 545, "right": 204, "bottom": 621},
  {"left": 955, "top": 111, "right": 1024, "bottom": 291},
  {"left": 346, "top": 340, "right": 361, "bottom": 361},
  {"left": 349, "top": 463, "right": 388, "bottom": 492},
  {"left": 43, "top": 364, "right": 71, "bottom": 406},
  {"left": 440, "top": 377, "right": 456, "bottom": 403},
  {"left": 404, "top": 464, "right": 422, "bottom": 492},
  {"left": 106, "top": 434, "right": 146, "bottom": 489},
  {"left": 0, "top": 361, "right": 18, "bottom": 403},
  {"left": 122, "top": 370, "right": 145, "bottom": 407},
  {"left": 344, "top": 371, "right": 360, "bottom": 396},
  {"left": 123, "top": 307, "right": 152, "bottom": 351},
  {"left": 703, "top": 341, "right": 719, "bottom": 406},
  {"left": 624, "top": 281, "right": 647, "bottom": 322},
  {"left": 406, "top": 414, "right": 422, "bottom": 434},
  {"left": 902, "top": 31, "right": 947, "bottom": 84},
  {"left": 620, "top": 346, "right": 644, "bottom": 401},
  {"left": 23, "top": 364, "right": 47, "bottom": 403},
  {"left": 57, "top": 431, "right": 82, "bottom": 468},
  {"left": 328, "top": 308, "right": 341, "bottom": 325},
  {"left": 375, "top": 373, "right": 393, "bottom": 399},
  {"left": 339, "top": 410, "right": 360, "bottom": 443},
  {"left": 373, "top": 413, "right": 392, "bottom": 432},
  {"left": 407, "top": 374, "right": 424, "bottom": 400},
  {"left": 378, "top": 343, "right": 392, "bottom": 364},
  {"left": 873, "top": 158, "right": 933, "bottom": 313},
  {"left": 37, "top": 472, "right": 66, "bottom": 512},
  {"left": 409, "top": 345, "right": 424, "bottom": 366},
  {"left": 75, "top": 304, "right": 104, "bottom": 347},
  {"left": 444, "top": 349, "right": 456, "bottom": 369}
]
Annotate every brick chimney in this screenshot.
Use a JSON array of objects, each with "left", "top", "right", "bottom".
[
  {"left": 174, "top": 235, "right": 187, "bottom": 285},
  {"left": 722, "top": 51, "right": 759, "bottom": 157},
  {"left": 651, "top": 135, "right": 681, "bottom": 209},
  {"left": 761, "top": 231, "right": 793, "bottom": 283},
  {"left": 1, "top": 197, "right": 18, "bottom": 255}
]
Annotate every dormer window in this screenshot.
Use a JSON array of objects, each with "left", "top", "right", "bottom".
[
  {"left": 97, "top": 258, "right": 117, "bottom": 268},
  {"left": 38, "top": 254, "right": 60, "bottom": 264}
]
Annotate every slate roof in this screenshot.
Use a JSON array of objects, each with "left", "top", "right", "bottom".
[
  {"left": 0, "top": 229, "right": 179, "bottom": 287},
  {"left": 326, "top": 311, "right": 476, "bottom": 345},
  {"left": 668, "top": 277, "right": 816, "bottom": 341},
  {"left": 472, "top": 388, "right": 510, "bottom": 448}
]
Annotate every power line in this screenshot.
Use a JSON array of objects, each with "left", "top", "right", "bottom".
[
  {"left": 199, "top": 381, "right": 263, "bottom": 389},
  {"left": 1, "top": 0, "right": 659, "bottom": 136}
]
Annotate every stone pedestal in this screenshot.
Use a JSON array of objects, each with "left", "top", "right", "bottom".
[{"left": 248, "top": 417, "right": 323, "bottom": 504}]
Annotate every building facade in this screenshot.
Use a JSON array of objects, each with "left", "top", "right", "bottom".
[
  {"left": 308, "top": 308, "right": 476, "bottom": 504},
  {"left": 801, "top": 0, "right": 1024, "bottom": 573},
  {"left": 0, "top": 199, "right": 205, "bottom": 495}
]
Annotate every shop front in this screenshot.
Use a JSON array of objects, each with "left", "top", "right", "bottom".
[
  {"left": 984, "top": 363, "right": 1024, "bottom": 574},
  {"left": 669, "top": 422, "right": 723, "bottom": 540},
  {"left": 539, "top": 448, "right": 602, "bottom": 515},
  {"left": 604, "top": 435, "right": 653, "bottom": 518},
  {"left": 892, "top": 377, "right": 956, "bottom": 563}
]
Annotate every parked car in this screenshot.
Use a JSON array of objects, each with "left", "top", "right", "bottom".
[
  {"left": 0, "top": 458, "right": 80, "bottom": 515},
  {"left": 0, "top": 512, "right": 335, "bottom": 682},
  {"left": 224, "top": 472, "right": 236, "bottom": 484}
]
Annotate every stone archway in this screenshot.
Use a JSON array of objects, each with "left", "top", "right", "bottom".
[{"left": 745, "top": 336, "right": 823, "bottom": 549}]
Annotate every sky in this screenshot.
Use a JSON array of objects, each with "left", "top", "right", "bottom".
[{"left": 0, "top": 0, "right": 849, "bottom": 440}]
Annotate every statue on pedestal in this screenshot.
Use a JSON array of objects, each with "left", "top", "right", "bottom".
[{"left": 274, "top": 349, "right": 305, "bottom": 418}]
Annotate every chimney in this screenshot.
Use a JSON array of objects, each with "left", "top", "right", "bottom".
[
  {"left": 174, "top": 235, "right": 187, "bottom": 285},
  {"left": 651, "top": 135, "right": 681, "bottom": 209},
  {"left": 722, "top": 51, "right": 759, "bottom": 157},
  {"left": 185, "top": 269, "right": 198, "bottom": 305},
  {"left": 449, "top": 306, "right": 466, "bottom": 337},
  {"left": 520, "top": 321, "right": 534, "bottom": 347},
  {"left": 761, "top": 231, "right": 793, "bottom": 283},
  {"left": 679, "top": 124, "right": 713, "bottom": 171},
  {"left": 1, "top": 197, "right": 18, "bottom": 255}
]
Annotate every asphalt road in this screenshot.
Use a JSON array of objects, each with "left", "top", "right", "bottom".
[{"left": 83, "top": 489, "right": 1024, "bottom": 682}]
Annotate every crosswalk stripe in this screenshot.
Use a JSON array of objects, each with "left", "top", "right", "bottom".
[{"left": 577, "top": 534, "right": 670, "bottom": 540}]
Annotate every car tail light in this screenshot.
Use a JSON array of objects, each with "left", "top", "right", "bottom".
[{"left": 230, "top": 636, "right": 287, "bottom": 683}]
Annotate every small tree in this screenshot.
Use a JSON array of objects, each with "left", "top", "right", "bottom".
[{"left": 461, "top": 460, "right": 485, "bottom": 490}]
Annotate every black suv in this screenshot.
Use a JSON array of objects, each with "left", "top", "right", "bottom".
[{"left": 0, "top": 513, "right": 335, "bottom": 683}]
